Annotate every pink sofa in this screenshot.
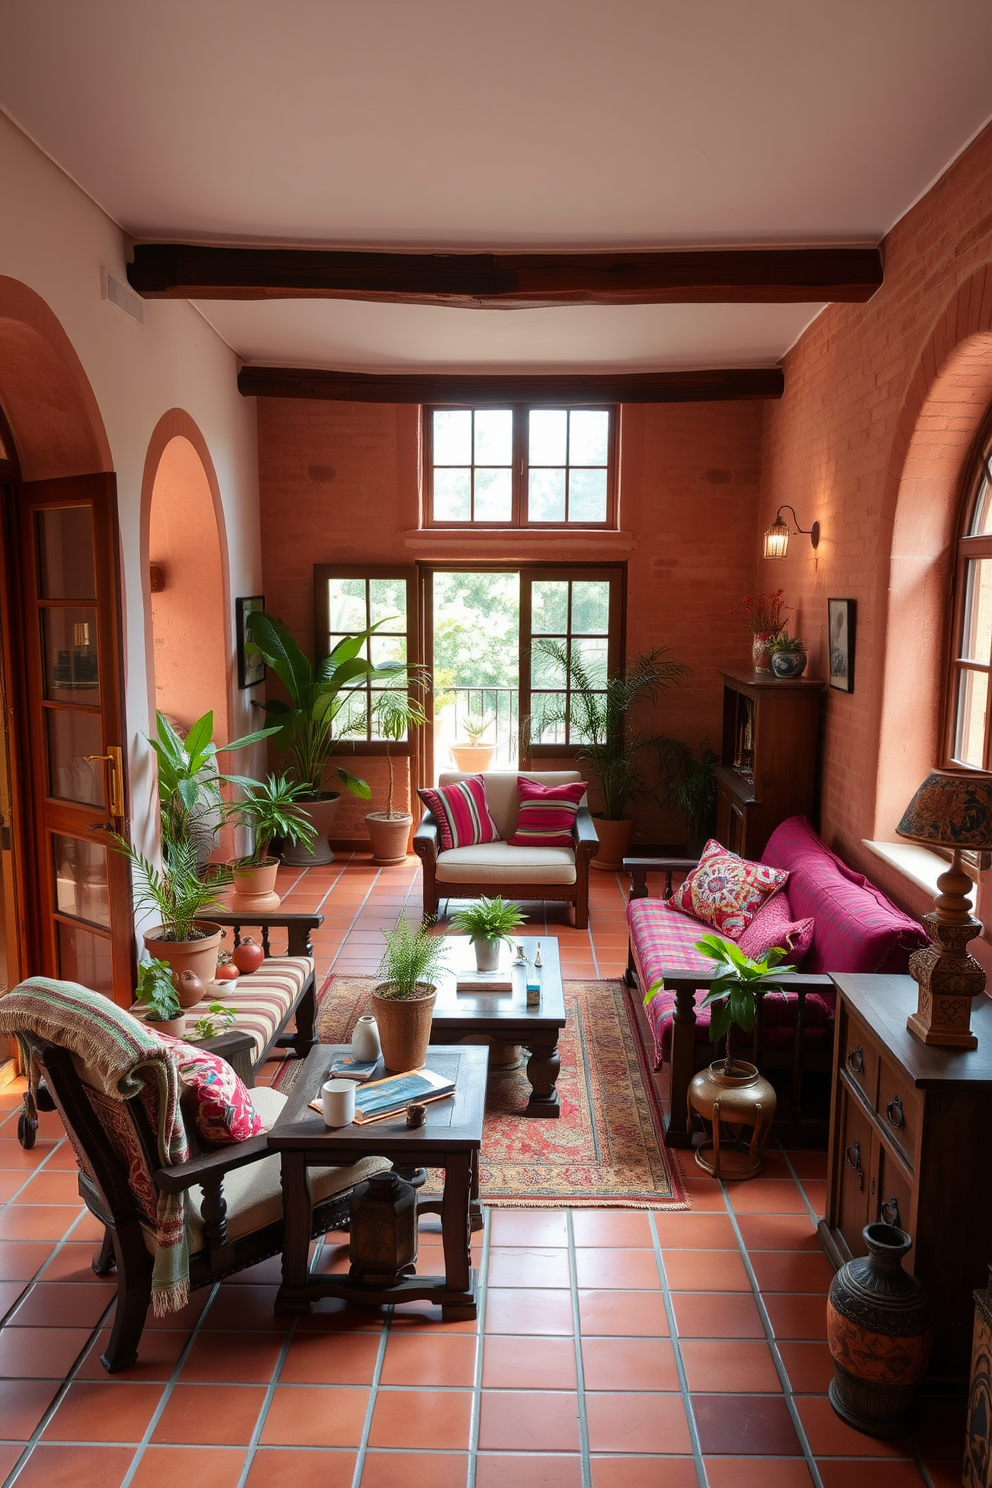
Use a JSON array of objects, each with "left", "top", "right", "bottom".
[{"left": 625, "top": 816, "right": 928, "bottom": 1146}]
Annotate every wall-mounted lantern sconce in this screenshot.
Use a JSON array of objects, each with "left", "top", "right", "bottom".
[{"left": 763, "top": 505, "right": 820, "bottom": 559}]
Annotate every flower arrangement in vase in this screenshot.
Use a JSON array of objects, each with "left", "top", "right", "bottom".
[{"left": 730, "top": 591, "right": 790, "bottom": 673}]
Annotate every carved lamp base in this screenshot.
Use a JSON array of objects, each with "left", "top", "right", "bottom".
[{"left": 906, "top": 910, "right": 985, "bottom": 1050}]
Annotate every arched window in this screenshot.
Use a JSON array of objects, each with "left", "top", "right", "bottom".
[{"left": 948, "top": 415, "right": 992, "bottom": 768}]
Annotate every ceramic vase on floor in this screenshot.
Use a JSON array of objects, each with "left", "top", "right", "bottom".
[
  {"left": 827, "top": 1222, "right": 932, "bottom": 1437},
  {"left": 591, "top": 815, "right": 633, "bottom": 870}
]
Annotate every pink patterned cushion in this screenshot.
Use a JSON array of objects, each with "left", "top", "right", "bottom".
[
  {"left": 509, "top": 777, "right": 588, "bottom": 848},
  {"left": 669, "top": 838, "right": 788, "bottom": 938},
  {"left": 153, "top": 1033, "right": 263, "bottom": 1147},
  {"left": 418, "top": 775, "right": 500, "bottom": 852},
  {"left": 737, "top": 891, "right": 815, "bottom": 965}
]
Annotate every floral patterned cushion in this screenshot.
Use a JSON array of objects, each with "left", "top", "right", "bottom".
[
  {"left": 152, "top": 1033, "right": 263, "bottom": 1147},
  {"left": 669, "top": 838, "right": 788, "bottom": 938}
]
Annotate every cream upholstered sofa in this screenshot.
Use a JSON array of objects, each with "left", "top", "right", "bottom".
[{"left": 413, "top": 770, "right": 599, "bottom": 928}]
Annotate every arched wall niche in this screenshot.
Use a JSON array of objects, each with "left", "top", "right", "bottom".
[{"left": 872, "top": 265, "right": 992, "bottom": 842}]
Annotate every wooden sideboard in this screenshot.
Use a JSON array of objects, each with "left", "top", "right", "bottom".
[
  {"left": 715, "top": 669, "right": 824, "bottom": 859},
  {"left": 819, "top": 974, "right": 992, "bottom": 1391}
]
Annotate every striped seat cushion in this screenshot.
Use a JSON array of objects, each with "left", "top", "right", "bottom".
[
  {"left": 508, "top": 777, "right": 587, "bottom": 848},
  {"left": 418, "top": 775, "right": 500, "bottom": 851},
  {"left": 183, "top": 956, "right": 313, "bottom": 1063}
]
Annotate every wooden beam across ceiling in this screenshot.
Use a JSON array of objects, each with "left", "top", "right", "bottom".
[
  {"left": 129, "top": 243, "right": 882, "bottom": 308},
  {"left": 236, "top": 366, "right": 784, "bottom": 404}
]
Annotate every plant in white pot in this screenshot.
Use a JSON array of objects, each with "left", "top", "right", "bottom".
[
  {"left": 372, "top": 916, "right": 450, "bottom": 1070},
  {"left": 449, "top": 896, "right": 528, "bottom": 972},
  {"left": 450, "top": 710, "right": 497, "bottom": 772},
  {"left": 366, "top": 683, "right": 430, "bottom": 866},
  {"left": 222, "top": 772, "right": 317, "bottom": 909},
  {"left": 133, "top": 958, "right": 186, "bottom": 1038}
]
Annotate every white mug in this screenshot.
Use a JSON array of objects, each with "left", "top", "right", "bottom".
[{"left": 321, "top": 1078, "right": 356, "bottom": 1127}]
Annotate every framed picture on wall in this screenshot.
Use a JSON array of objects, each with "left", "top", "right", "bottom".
[
  {"left": 828, "top": 598, "right": 855, "bottom": 692},
  {"left": 237, "top": 595, "right": 266, "bottom": 689}
]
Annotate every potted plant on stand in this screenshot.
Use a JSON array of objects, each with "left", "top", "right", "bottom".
[
  {"left": 116, "top": 835, "right": 231, "bottom": 993},
  {"left": 372, "top": 916, "right": 450, "bottom": 1070},
  {"left": 365, "top": 682, "right": 430, "bottom": 866},
  {"left": 133, "top": 958, "right": 186, "bottom": 1037},
  {"left": 450, "top": 710, "right": 497, "bottom": 772},
  {"left": 534, "top": 642, "right": 689, "bottom": 870},
  {"left": 768, "top": 633, "right": 808, "bottom": 679},
  {"left": 222, "top": 772, "right": 317, "bottom": 911},
  {"left": 449, "top": 896, "right": 527, "bottom": 972},
  {"left": 245, "top": 610, "right": 409, "bottom": 864}
]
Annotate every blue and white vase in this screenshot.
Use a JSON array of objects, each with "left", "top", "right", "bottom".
[{"left": 771, "top": 650, "right": 807, "bottom": 678}]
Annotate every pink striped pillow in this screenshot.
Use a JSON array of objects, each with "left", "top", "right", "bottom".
[
  {"left": 509, "top": 777, "right": 588, "bottom": 848},
  {"left": 417, "top": 775, "right": 500, "bottom": 851}
]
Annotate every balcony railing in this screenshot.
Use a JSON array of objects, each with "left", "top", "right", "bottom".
[{"left": 434, "top": 686, "right": 519, "bottom": 774}]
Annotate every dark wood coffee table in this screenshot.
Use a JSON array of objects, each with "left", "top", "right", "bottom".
[
  {"left": 431, "top": 936, "right": 566, "bottom": 1118},
  {"left": 268, "top": 1042, "right": 487, "bottom": 1320}
]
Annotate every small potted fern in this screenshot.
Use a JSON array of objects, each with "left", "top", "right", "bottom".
[
  {"left": 372, "top": 916, "right": 450, "bottom": 1070},
  {"left": 450, "top": 896, "right": 527, "bottom": 972}
]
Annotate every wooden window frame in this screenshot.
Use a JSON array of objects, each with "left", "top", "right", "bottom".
[
  {"left": 423, "top": 405, "right": 618, "bottom": 530},
  {"left": 522, "top": 565, "right": 626, "bottom": 759}
]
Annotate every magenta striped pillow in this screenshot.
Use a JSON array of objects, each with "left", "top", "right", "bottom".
[
  {"left": 417, "top": 775, "right": 500, "bottom": 851},
  {"left": 509, "top": 778, "right": 587, "bottom": 848}
]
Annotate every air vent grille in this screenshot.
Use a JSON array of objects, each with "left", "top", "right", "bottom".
[{"left": 101, "top": 267, "right": 144, "bottom": 324}]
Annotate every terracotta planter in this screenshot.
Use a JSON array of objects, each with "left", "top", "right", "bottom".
[
  {"left": 688, "top": 1058, "right": 777, "bottom": 1180},
  {"left": 371, "top": 982, "right": 437, "bottom": 1071},
  {"left": 282, "top": 794, "right": 340, "bottom": 865},
  {"left": 591, "top": 815, "right": 634, "bottom": 870},
  {"left": 229, "top": 857, "right": 281, "bottom": 913},
  {"left": 143, "top": 921, "right": 223, "bottom": 989},
  {"left": 827, "top": 1223, "right": 932, "bottom": 1437},
  {"left": 139, "top": 1012, "right": 186, "bottom": 1039},
  {"left": 365, "top": 812, "right": 412, "bottom": 866},
  {"left": 449, "top": 742, "right": 496, "bottom": 772}
]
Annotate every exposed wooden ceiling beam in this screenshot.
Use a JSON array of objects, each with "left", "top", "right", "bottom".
[
  {"left": 130, "top": 244, "right": 882, "bottom": 307},
  {"left": 236, "top": 366, "right": 784, "bottom": 403}
]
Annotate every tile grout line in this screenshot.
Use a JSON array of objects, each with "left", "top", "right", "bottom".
[
  {"left": 648, "top": 1207, "right": 710, "bottom": 1488},
  {"left": 232, "top": 1312, "right": 299, "bottom": 1488},
  {"left": 350, "top": 1303, "right": 391, "bottom": 1488},
  {"left": 564, "top": 1208, "right": 592, "bottom": 1488},
  {"left": 327, "top": 863, "right": 385, "bottom": 973},
  {"left": 465, "top": 1202, "right": 491, "bottom": 1488}
]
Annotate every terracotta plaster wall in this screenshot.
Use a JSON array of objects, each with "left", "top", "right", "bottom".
[{"left": 257, "top": 397, "right": 764, "bottom": 843}]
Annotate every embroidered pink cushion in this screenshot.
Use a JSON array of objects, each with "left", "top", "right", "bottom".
[
  {"left": 737, "top": 890, "right": 815, "bottom": 965},
  {"left": 669, "top": 838, "right": 788, "bottom": 938},
  {"left": 153, "top": 1033, "right": 263, "bottom": 1147},
  {"left": 417, "top": 774, "right": 500, "bottom": 851},
  {"left": 509, "top": 778, "right": 588, "bottom": 848}
]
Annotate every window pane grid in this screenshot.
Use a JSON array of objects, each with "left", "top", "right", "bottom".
[{"left": 324, "top": 577, "right": 409, "bottom": 743}]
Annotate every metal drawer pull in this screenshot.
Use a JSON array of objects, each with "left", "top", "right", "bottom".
[
  {"left": 881, "top": 1195, "right": 901, "bottom": 1227},
  {"left": 885, "top": 1096, "right": 905, "bottom": 1130},
  {"left": 847, "top": 1045, "right": 865, "bottom": 1075},
  {"left": 845, "top": 1138, "right": 864, "bottom": 1192}
]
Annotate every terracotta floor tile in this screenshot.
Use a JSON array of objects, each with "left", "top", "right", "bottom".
[
  {"left": 10, "top": 1444, "right": 136, "bottom": 1488},
  {"left": 815, "top": 1463, "right": 928, "bottom": 1488},
  {"left": 0, "top": 1138, "right": 61, "bottom": 1170},
  {"left": 735, "top": 1215, "right": 821, "bottom": 1251},
  {"left": 260, "top": 1384, "right": 369, "bottom": 1447},
  {"left": 368, "top": 1387, "right": 473, "bottom": 1449},
  {"left": 179, "top": 1330, "right": 284, "bottom": 1383},
  {"left": 487, "top": 1246, "right": 572, "bottom": 1288},
  {"left": 591, "top": 1458, "right": 699, "bottom": 1488},
  {"left": 0, "top": 1205, "right": 80, "bottom": 1241},
  {"left": 585, "top": 1391, "right": 692, "bottom": 1454},
  {"left": 476, "top": 1453, "right": 582, "bottom": 1487},
  {"left": 577, "top": 1289, "right": 670, "bottom": 1337},
  {"left": 0, "top": 1240, "right": 54, "bottom": 1280},
  {"left": 671, "top": 1292, "right": 765, "bottom": 1338},
  {"left": 279, "top": 1329, "right": 380, "bottom": 1384},
  {"left": 570, "top": 1210, "right": 654, "bottom": 1247},
  {"left": 43, "top": 1380, "right": 162, "bottom": 1442},
  {"left": 77, "top": 1328, "right": 189, "bottom": 1382},
  {"left": 662, "top": 1250, "right": 751, "bottom": 1292},
  {"left": 680, "top": 1339, "right": 782, "bottom": 1393},
  {"left": 581, "top": 1336, "right": 680, "bottom": 1390},
  {"left": 0, "top": 1279, "right": 26, "bottom": 1318},
  {"left": 0, "top": 1377, "right": 60, "bottom": 1437},
  {"left": 201, "top": 1283, "right": 289, "bottom": 1330},
  {"left": 573, "top": 1247, "right": 661, "bottom": 1289},
  {"left": 489, "top": 1208, "right": 569, "bottom": 1246},
  {"left": 652, "top": 1212, "right": 739, "bottom": 1248},
  {"left": 750, "top": 1251, "right": 835, "bottom": 1293},
  {"left": 10, "top": 1281, "right": 115, "bottom": 1328},
  {"left": 19, "top": 1170, "right": 85, "bottom": 1204},
  {"left": 361, "top": 1451, "right": 470, "bottom": 1488},
  {"left": 65, "top": 1212, "right": 107, "bottom": 1242},
  {"left": 244, "top": 1448, "right": 358, "bottom": 1488},
  {"left": 922, "top": 1464, "right": 968, "bottom": 1488},
  {"left": 800, "top": 1181, "right": 827, "bottom": 1215},
  {"left": 152, "top": 1384, "right": 267, "bottom": 1444},
  {"left": 386, "top": 1300, "right": 479, "bottom": 1333},
  {"left": 0, "top": 1325, "right": 92, "bottom": 1378},
  {"left": 786, "top": 1151, "right": 829, "bottom": 1180},
  {"left": 795, "top": 1397, "right": 914, "bottom": 1458},
  {"left": 777, "top": 1341, "right": 836, "bottom": 1393},
  {"left": 692, "top": 1394, "right": 802, "bottom": 1455},
  {"left": 482, "top": 1333, "right": 577, "bottom": 1389},
  {"left": 763, "top": 1293, "right": 829, "bottom": 1341},
  {"left": 380, "top": 1332, "right": 477, "bottom": 1386},
  {"left": 679, "top": 1178, "right": 731, "bottom": 1212},
  {"left": 37, "top": 1245, "right": 110, "bottom": 1283},
  {"left": 142, "top": 1288, "right": 211, "bottom": 1330},
  {"left": 704, "top": 1456, "right": 815, "bottom": 1488},
  {"left": 129, "top": 1446, "right": 247, "bottom": 1488},
  {"left": 485, "top": 1287, "right": 574, "bottom": 1334},
  {"left": 478, "top": 1389, "right": 580, "bottom": 1452},
  {"left": 726, "top": 1181, "right": 810, "bottom": 1215}
]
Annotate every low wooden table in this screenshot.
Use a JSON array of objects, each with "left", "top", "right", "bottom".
[
  {"left": 431, "top": 936, "right": 567, "bottom": 1118},
  {"left": 268, "top": 1043, "right": 487, "bottom": 1320}
]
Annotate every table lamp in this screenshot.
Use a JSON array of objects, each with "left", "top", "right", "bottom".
[{"left": 896, "top": 767, "right": 992, "bottom": 1048}]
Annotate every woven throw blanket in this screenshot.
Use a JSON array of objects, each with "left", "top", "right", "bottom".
[{"left": 0, "top": 977, "right": 191, "bottom": 1314}]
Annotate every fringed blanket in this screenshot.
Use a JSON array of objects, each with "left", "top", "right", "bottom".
[{"left": 0, "top": 977, "right": 191, "bottom": 1314}]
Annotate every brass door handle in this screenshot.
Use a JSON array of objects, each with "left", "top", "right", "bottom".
[{"left": 85, "top": 746, "right": 124, "bottom": 819}]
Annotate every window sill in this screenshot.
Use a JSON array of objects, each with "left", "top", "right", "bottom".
[
  {"left": 403, "top": 527, "right": 636, "bottom": 554},
  {"left": 862, "top": 838, "right": 966, "bottom": 906}
]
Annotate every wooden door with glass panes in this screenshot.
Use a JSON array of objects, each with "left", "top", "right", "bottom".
[
  {"left": 521, "top": 568, "right": 624, "bottom": 762},
  {"left": 20, "top": 475, "right": 133, "bottom": 1004}
]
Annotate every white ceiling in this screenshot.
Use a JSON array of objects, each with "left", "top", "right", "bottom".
[{"left": 2, "top": 0, "right": 992, "bottom": 373}]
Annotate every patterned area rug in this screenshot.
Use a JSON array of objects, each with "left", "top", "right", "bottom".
[{"left": 273, "top": 974, "right": 687, "bottom": 1209}]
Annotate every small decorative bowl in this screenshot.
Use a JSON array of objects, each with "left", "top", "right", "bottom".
[{"left": 771, "top": 650, "right": 808, "bottom": 678}]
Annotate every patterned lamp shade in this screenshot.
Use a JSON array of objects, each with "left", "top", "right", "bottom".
[{"left": 896, "top": 769, "right": 992, "bottom": 849}]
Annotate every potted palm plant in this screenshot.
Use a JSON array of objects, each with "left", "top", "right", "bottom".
[
  {"left": 366, "top": 681, "right": 430, "bottom": 866},
  {"left": 133, "top": 957, "right": 186, "bottom": 1037},
  {"left": 659, "top": 738, "right": 718, "bottom": 857},
  {"left": 450, "top": 710, "right": 497, "bottom": 772},
  {"left": 372, "top": 916, "right": 450, "bottom": 1070},
  {"left": 245, "top": 610, "right": 408, "bottom": 864},
  {"left": 449, "top": 896, "right": 528, "bottom": 972},
  {"left": 116, "top": 835, "right": 231, "bottom": 987},
  {"left": 534, "top": 642, "right": 689, "bottom": 869},
  {"left": 222, "top": 772, "right": 317, "bottom": 910}
]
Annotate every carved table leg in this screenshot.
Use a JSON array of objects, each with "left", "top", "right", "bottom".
[
  {"left": 524, "top": 1034, "right": 561, "bottom": 1118},
  {"left": 275, "top": 1151, "right": 314, "bottom": 1314},
  {"left": 469, "top": 1146, "right": 484, "bottom": 1233},
  {"left": 440, "top": 1153, "right": 476, "bottom": 1320}
]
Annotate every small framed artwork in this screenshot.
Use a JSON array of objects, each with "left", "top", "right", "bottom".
[
  {"left": 236, "top": 596, "right": 266, "bottom": 689},
  {"left": 828, "top": 598, "right": 856, "bottom": 692}
]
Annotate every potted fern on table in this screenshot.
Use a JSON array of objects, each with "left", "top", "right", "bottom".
[
  {"left": 372, "top": 916, "right": 450, "bottom": 1070},
  {"left": 449, "top": 896, "right": 528, "bottom": 972}
]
